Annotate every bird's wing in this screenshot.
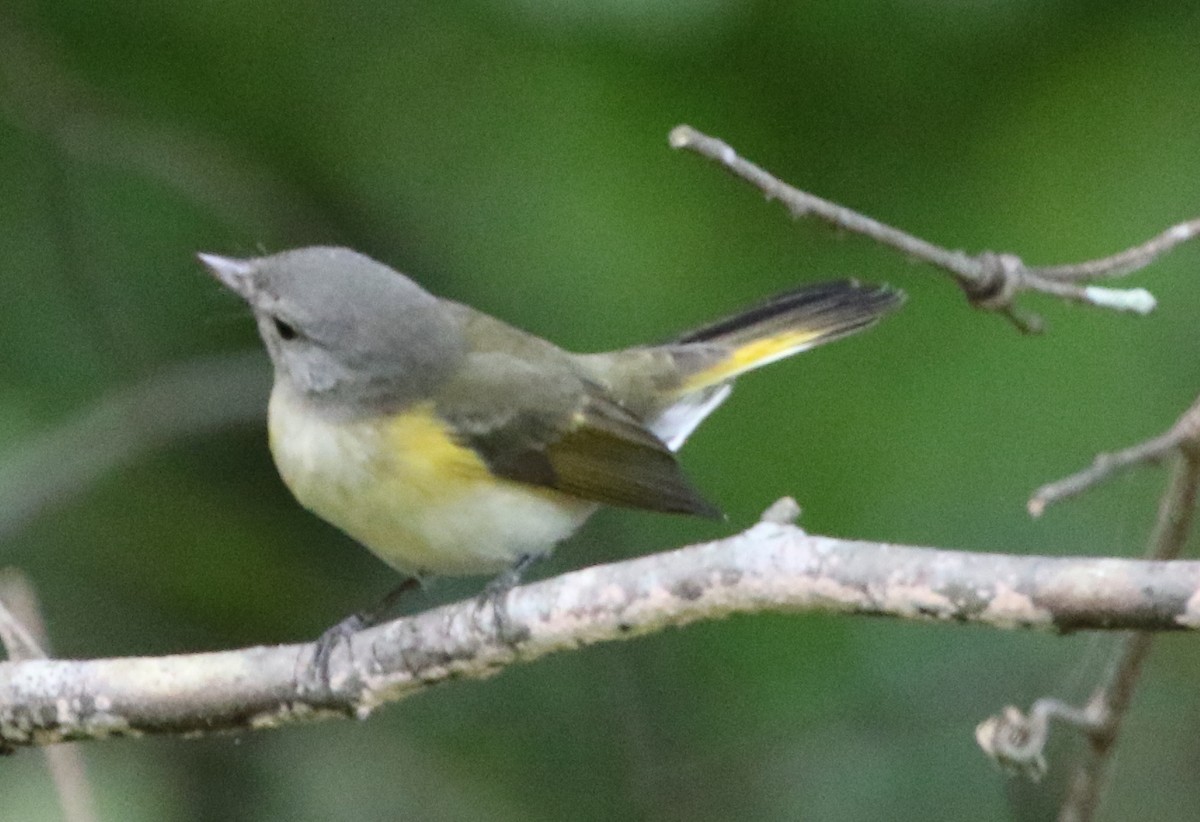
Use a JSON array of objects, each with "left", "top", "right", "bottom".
[{"left": 434, "top": 352, "right": 720, "bottom": 518}]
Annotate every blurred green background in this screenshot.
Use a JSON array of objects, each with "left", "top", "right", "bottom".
[{"left": 3, "top": 1, "right": 1200, "bottom": 820}]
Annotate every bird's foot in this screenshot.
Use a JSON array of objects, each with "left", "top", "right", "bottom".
[
  {"left": 302, "top": 577, "right": 422, "bottom": 696},
  {"left": 476, "top": 554, "right": 538, "bottom": 646}
]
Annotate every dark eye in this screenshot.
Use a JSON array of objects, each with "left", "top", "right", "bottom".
[{"left": 272, "top": 317, "right": 298, "bottom": 340}]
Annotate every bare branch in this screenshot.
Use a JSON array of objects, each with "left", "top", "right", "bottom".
[
  {"left": 1032, "top": 219, "right": 1200, "bottom": 282},
  {"left": 1029, "top": 393, "right": 1200, "bottom": 516},
  {"left": 1028, "top": 430, "right": 1179, "bottom": 517},
  {"left": 5, "top": 511, "right": 1200, "bottom": 749},
  {"left": 668, "top": 125, "right": 1185, "bottom": 328},
  {"left": 668, "top": 127, "right": 979, "bottom": 276}
]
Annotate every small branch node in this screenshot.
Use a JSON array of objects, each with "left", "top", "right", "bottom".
[
  {"left": 1003, "top": 305, "right": 1046, "bottom": 335},
  {"left": 759, "top": 497, "right": 802, "bottom": 525},
  {"left": 667, "top": 124, "right": 698, "bottom": 150},
  {"left": 976, "top": 706, "right": 1049, "bottom": 781},
  {"left": 964, "top": 251, "right": 1024, "bottom": 311},
  {"left": 976, "top": 698, "right": 1097, "bottom": 782},
  {"left": 1080, "top": 286, "right": 1157, "bottom": 315},
  {"left": 1172, "top": 402, "right": 1200, "bottom": 458}
]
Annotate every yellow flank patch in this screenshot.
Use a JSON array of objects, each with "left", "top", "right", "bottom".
[
  {"left": 683, "top": 329, "right": 823, "bottom": 391},
  {"left": 380, "top": 404, "right": 492, "bottom": 490}
]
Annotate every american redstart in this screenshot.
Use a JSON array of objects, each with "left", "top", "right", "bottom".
[{"left": 202, "top": 247, "right": 901, "bottom": 584}]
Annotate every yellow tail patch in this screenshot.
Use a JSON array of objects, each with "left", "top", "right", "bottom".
[{"left": 682, "top": 329, "right": 826, "bottom": 391}]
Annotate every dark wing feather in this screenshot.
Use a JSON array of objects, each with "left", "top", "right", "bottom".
[
  {"left": 541, "top": 393, "right": 721, "bottom": 517},
  {"left": 437, "top": 351, "right": 720, "bottom": 518}
]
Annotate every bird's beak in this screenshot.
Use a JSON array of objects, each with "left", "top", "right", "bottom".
[{"left": 198, "top": 252, "right": 256, "bottom": 301}]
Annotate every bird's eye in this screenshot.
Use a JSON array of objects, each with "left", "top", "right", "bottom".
[{"left": 272, "top": 317, "right": 299, "bottom": 341}]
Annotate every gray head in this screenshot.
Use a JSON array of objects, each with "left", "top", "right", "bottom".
[{"left": 200, "top": 247, "right": 465, "bottom": 411}]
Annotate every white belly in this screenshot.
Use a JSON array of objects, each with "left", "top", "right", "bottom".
[{"left": 267, "top": 386, "right": 595, "bottom": 576}]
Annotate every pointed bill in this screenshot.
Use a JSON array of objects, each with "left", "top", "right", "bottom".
[{"left": 198, "top": 252, "right": 257, "bottom": 301}]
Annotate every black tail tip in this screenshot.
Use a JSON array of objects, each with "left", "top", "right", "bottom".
[{"left": 845, "top": 278, "right": 906, "bottom": 310}]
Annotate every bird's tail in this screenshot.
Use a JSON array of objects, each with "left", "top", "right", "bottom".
[{"left": 675, "top": 279, "right": 903, "bottom": 391}]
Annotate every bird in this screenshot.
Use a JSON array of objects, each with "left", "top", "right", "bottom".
[{"left": 201, "top": 246, "right": 901, "bottom": 653}]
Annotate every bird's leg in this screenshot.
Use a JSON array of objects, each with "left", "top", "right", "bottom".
[
  {"left": 476, "top": 554, "right": 539, "bottom": 645},
  {"left": 306, "top": 576, "right": 422, "bottom": 695}
]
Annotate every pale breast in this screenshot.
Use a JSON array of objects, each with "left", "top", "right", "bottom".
[{"left": 267, "top": 385, "right": 595, "bottom": 576}]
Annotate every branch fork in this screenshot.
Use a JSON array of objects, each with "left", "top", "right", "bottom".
[{"left": 669, "top": 124, "right": 1185, "bottom": 331}]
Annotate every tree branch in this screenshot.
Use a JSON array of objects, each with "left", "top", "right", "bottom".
[
  {"left": 6, "top": 506, "right": 1200, "bottom": 749},
  {"left": 669, "top": 125, "right": 1182, "bottom": 331}
]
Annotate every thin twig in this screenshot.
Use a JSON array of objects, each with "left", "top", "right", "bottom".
[
  {"left": 669, "top": 127, "right": 980, "bottom": 276},
  {"left": 7, "top": 509, "right": 1200, "bottom": 748},
  {"left": 1033, "top": 219, "right": 1200, "bottom": 281},
  {"left": 1029, "top": 394, "right": 1200, "bottom": 516},
  {"left": 1029, "top": 432, "right": 1179, "bottom": 517},
  {"left": 669, "top": 125, "right": 1178, "bottom": 330}
]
